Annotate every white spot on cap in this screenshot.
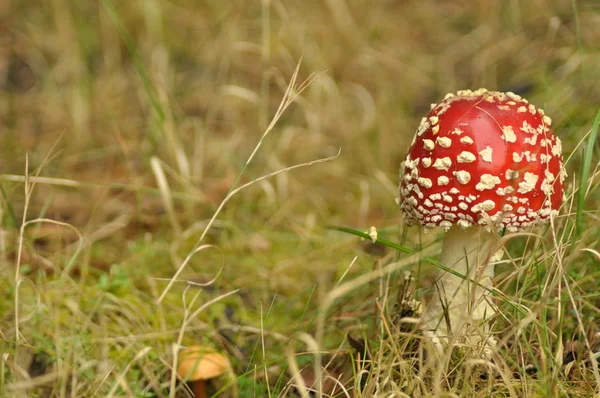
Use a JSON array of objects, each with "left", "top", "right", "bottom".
[
  {"left": 496, "top": 186, "right": 515, "bottom": 196},
  {"left": 472, "top": 200, "right": 496, "bottom": 213},
  {"left": 520, "top": 121, "right": 537, "bottom": 135},
  {"left": 443, "top": 194, "right": 453, "bottom": 203},
  {"left": 552, "top": 137, "right": 562, "bottom": 156},
  {"left": 437, "top": 102, "right": 451, "bottom": 115},
  {"left": 436, "top": 136, "right": 452, "bottom": 148},
  {"left": 513, "top": 152, "right": 522, "bottom": 162},
  {"left": 424, "top": 199, "right": 434, "bottom": 207},
  {"left": 479, "top": 146, "right": 493, "bottom": 163},
  {"left": 517, "top": 172, "right": 539, "bottom": 194},
  {"left": 417, "top": 177, "right": 433, "bottom": 189},
  {"left": 440, "top": 220, "right": 453, "bottom": 230},
  {"left": 506, "top": 92, "right": 522, "bottom": 101},
  {"left": 451, "top": 128, "right": 463, "bottom": 135},
  {"left": 460, "top": 136, "right": 474, "bottom": 145},
  {"left": 541, "top": 170, "right": 556, "bottom": 195},
  {"left": 475, "top": 174, "right": 501, "bottom": 191},
  {"left": 501, "top": 126, "right": 517, "bottom": 143},
  {"left": 422, "top": 157, "right": 432, "bottom": 168},
  {"left": 505, "top": 169, "right": 519, "bottom": 180},
  {"left": 445, "top": 213, "right": 457, "bottom": 221},
  {"left": 458, "top": 202, "right": 468, "bottom": 210},
  {"left": 437, "top": 176, "right": 450, "bottom": 186},
  {"left": 433, "top": 157, "right": 452, "bottom": 171},
  {"left": 541, "top": 178, "right": 554, "bottom": 195},
  {"left": 455, "top": 170, "right": 471, "bottom": 184},
  {"left": 457, "top": 151, "right": 476, "bottom": 163},
  {"left": 417, "top": 120, "right": 430, "bottom": 136},
  {"left": 457, "top": 219, "right": 471, "bottom": 229},
  {"left": 432, "top": 125, "right": 440, "bottom": 135},
  {"left": 559, "top": 167, "right": 568, "bottom": 183},
  {"left": 517, "top": 106, "right": 527, "bottom": 113},
  {"left": 523, "top": 151, "right": 537, "bottom": 162},
  {"left": 480, "top": 200, "right": 496, "bottom": 211},
  {"left": 429, "top": 116, "right": 439, "bottom": 125},
  {"left": 423, "top": 139, "right": 435, "bottom": 150},
  {"left": 449, "top": 187, "right": 459, "bottom": 194},
  {"left": 543, "top": 115, "right": 552, "bottom": 126},
  {"left": 524, "top": 135, "right": 538, "bottom": 145},
  {"left": 405, "top": 158, "right": 418, "bottom": 169}
]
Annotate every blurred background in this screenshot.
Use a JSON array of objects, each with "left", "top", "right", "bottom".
[
  {"left": 1, "top": 0, "right": 600, "bottom": 396},
  {"left": 2, "top": 0, "right": 599, "bottom": 227}
]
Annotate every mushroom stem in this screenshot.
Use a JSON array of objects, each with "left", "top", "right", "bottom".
[
  {"left": 192, "top": 380, "right": 207, "bottom": 398},
  {"left": 425, "top": 225, "right": 499, "bottom": 346}
]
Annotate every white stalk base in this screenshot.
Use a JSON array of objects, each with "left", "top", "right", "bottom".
[{"left": 423, "top": 226, "right": 501, "bottom": 354}]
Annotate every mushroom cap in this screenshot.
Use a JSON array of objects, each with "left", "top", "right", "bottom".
[
  {"left": 398, "top": 88, "right": 566, "bottom": 232},
  {"left": 177, "top": 346, "right": 231, "bottom": 381}
]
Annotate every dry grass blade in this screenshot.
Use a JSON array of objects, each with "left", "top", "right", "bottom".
[
  {"left": 285, "top": 333, "right": 322, "bottom": 398},
  {"left": 156, "top": 244, "right": 224, "bottom": 296},
  {"left": 14, "top": 156, "right": 31, "bottom": 342},
  {"left": 0, "top": 174, "right": 206, "bottom": 203},
  {"left": 151, "top": 156, "right": 182, "bottom": 236},
  {"left": 107, "top": 347, "right": 153, "bottom": 398},
  {"left": 157, "top": 61, "right": 331, "bottom": 303}
]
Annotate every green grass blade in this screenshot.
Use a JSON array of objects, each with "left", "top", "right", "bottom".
[
  {"left": 328, "top": 225, "right": 539, "bottom": 322},
  {"left": 576, "top": 108, "right": 600, "bottom": 236},
  {"left": 100, "top": 0, "right": 165, "bottom": 137},
  {"left": 0, "top": 183, "right": 18, "bottom": 228},
  {"left": 329, "top": 225, "right": 473, "bottom": 282}
]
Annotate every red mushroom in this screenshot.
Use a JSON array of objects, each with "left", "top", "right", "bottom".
[{"left": 397, "top": 88, "right": 566, "bottom": 350}]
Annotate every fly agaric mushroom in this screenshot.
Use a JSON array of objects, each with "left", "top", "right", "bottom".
[
  {"left": 177, "top": 346, "right": 231, "bottom": 398},
  {"left": 397, "top": 88, "right": 566, "bottom": 349}
]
